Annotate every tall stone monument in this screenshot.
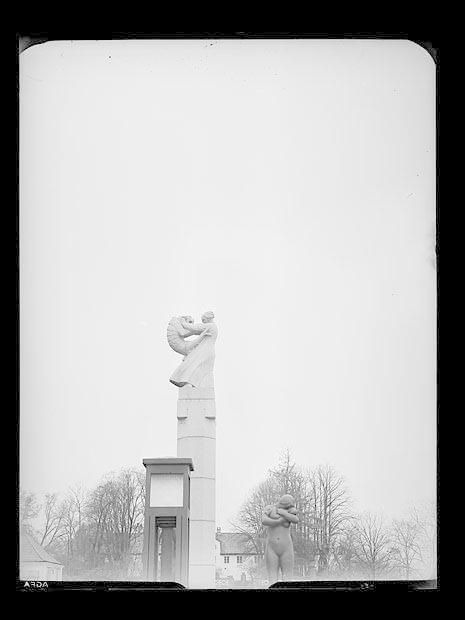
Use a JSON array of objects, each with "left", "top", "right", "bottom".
[{"left": 167, "top": 311, "right": 218, "bottom": 587}]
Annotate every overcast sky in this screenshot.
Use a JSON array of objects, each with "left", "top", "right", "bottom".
[{"left": 20, "top": 39, "right": 436, "bottom": 528}]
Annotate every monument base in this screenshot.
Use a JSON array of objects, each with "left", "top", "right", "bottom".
[
  {"left": 188, "top": 563, "right": 216, "bottom": 589},
  {"left": 177, "top": 383, "right": 216, "bottom": 588}
]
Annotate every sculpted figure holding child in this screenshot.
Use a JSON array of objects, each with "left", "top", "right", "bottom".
[{"left": 262, "top": 494, "right": 299, "bottom": 583}]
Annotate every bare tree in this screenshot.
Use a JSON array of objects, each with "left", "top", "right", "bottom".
[
  {"left": 85, "top": 478, "right": 113, "bottom": 568},
  {"left": 411, "top": 501, "right": 437, "bottom": 579},
  {"left": 39, "top": 493, "right": 66, "bottom": 548},
  {"left": 352, "top": 512, "right": 393, "bottom": 578},
  {"left": 103, "top": 468, "right": 145, "bottom": 565},
  {"left": 58, "top": 485, "right": 88, "bottom": 560},
  {"left": 21, "top": 469, "right": 145, "bottom": 579},
  {"left": 333, "top": 524, "right": 359, "bottom": 576},
  {"left": 235, "top": 450, "right": 311, "bottom": 572},
  {"left": 236, "top": 452, "right": 352, "bottom": 578},
  {"left": 306, "top": 464, "right": 353, "bottom": 574},
  {"left": 235, "top": 476, "right": 277, "bottom": 556},
  {"left": 390, "top": 517, "right": 422, "bottom": 579},
  {"left": 19, "top": 490, "right": 40, "bottom": 534},
  {"left": 84, "top": 468, "right": 145, "bottom": 577}
]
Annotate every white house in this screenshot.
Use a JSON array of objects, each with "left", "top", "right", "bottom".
[
  {"left": 20, "top": 528, "right": 63, "bottom": 581},
  {"left": 215, "top": 529, "right": 261, "bottom": 584}
]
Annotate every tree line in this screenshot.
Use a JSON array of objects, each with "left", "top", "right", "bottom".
[
  {"left": 19, "top": 453, "right": 436, "bottom": 581},
  {"left": 20, "top": 469, "right": 145, "bottom": 580},
  {"left": 233, "top": 450, "right": 436, "bottom": 581}
]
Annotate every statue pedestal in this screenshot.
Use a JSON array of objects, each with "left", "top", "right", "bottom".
[{"left": 176, "top": 373, "right": 216, "bottom": 588}]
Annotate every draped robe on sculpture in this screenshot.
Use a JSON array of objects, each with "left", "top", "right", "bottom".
[{"left": 169, "top": 322, "right": 218, "bottom": 388}]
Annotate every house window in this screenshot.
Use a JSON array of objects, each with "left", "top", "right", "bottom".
[
  {"left": 237, "top": 556, "right": 243, "bottom": 564},
  {"left": 224, "top": 556, "right": 229, "bottom": 563}
]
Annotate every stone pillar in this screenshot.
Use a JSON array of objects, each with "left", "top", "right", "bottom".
[
  {"left": 176, "top": 371, "right": 216, "bottom": 588},
  {"left": 160, "top": 527, "right": 175, "bottom": 581}
]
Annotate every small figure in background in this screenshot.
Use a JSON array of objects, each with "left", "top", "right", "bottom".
[{"left": 262, "top": 494, "right": 299, "bottom": 584}]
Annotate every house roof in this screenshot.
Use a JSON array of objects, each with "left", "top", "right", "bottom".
[
  {"left": 216, "top": 532, "right": 259, "bottom": 555},
  {"left": 20, "top": 529, "right": 63, "bottom": 566}
]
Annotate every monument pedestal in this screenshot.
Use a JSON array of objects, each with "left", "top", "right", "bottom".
[{"left": 176, "top": 372, "right": 216, "bottom": 588}]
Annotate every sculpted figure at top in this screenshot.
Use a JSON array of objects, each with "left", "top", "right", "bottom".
[{"left": 167, "top": 311, "right": 218, "bottom": 388}]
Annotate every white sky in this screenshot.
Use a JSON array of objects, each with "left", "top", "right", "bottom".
[{"left": 19, "top": 39, "right": 436, "bottom": 529}]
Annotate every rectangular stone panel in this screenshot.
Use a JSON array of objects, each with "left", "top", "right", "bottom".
[
  {"left": 177, "top": 409, "right": 216, "bottom": 437},
  {"left": 177, "top": 436, "right": 215, "bottom": 477},
  {"left": 189, "top": 477, "right": 215, "bottom": 521},
  {"left": 188, "top": 563, "right": 216, "bottom": 589},
  {"left": 177, "top": 399, "right": 216, "bottom": 419},
  {"left": 178, "top": 386, "right": 215, "bottom": 400},
  {"left": 149, "top": 473, "right": 184, "bottom": 507},
  {"left": 189, "top": 520, "right": 216, "bottom": 565}
]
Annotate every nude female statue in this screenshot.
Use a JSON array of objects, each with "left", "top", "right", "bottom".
[
  {"left": 262, "top": 494, "right": 299, "bottom": 583},
  {"left": 167, "top": 311, "right": 218, "bottom": 388}
]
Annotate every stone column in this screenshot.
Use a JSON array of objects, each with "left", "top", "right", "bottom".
[{"left": 176, "top": 371, "right": 216, "bottom": 588}]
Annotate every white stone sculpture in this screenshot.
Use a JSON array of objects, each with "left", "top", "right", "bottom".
[
  {"left": 262, "top": 494, "right": 299, "bottom": 583},
  {"left": 167, "top": 311, "right": 218, "bottom": 587},
  {"left": 168, "top": 311, "right": 218, "bottom": 389}
]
